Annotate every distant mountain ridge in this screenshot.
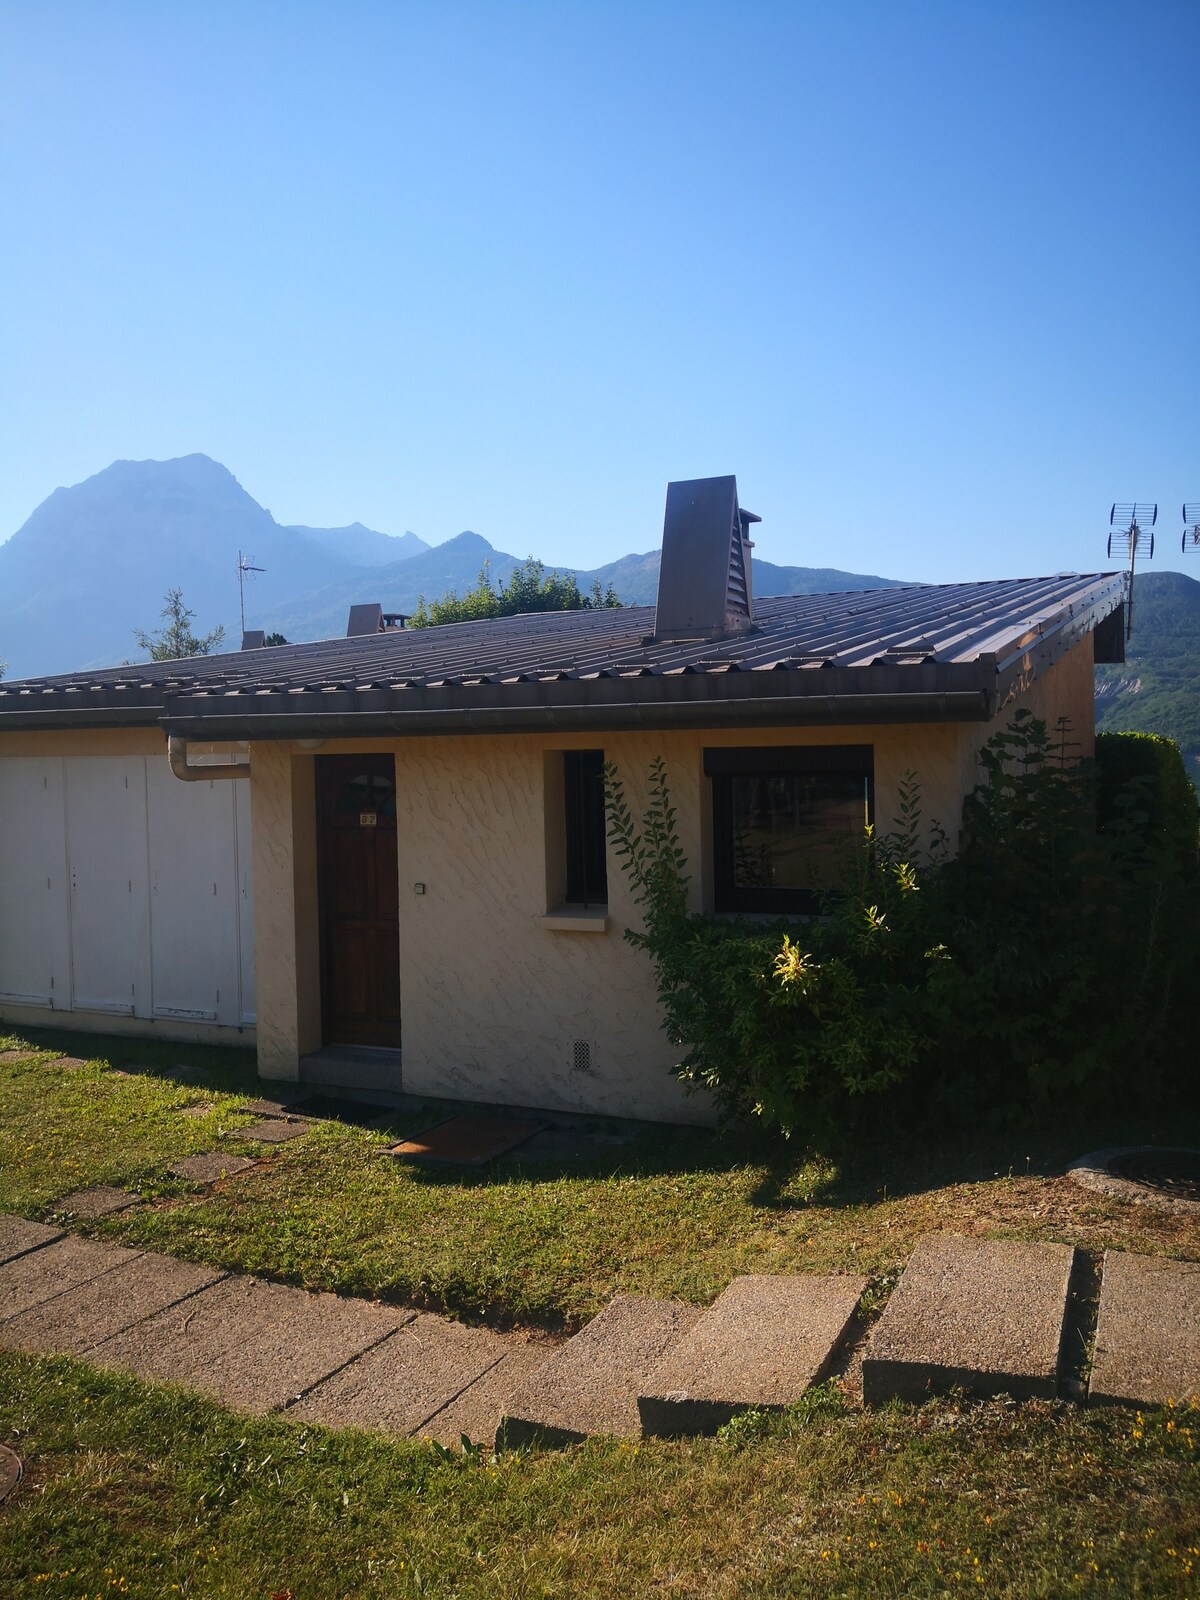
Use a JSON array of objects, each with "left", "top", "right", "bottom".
[{"left": 0, "top": 455, "right": 903, "bottom": 679}]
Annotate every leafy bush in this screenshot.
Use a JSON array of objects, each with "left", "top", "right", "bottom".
[
  {"left": 605, "top": 757, "right": 946, "bottom": 1135},
  {"left": 409, "top": 558, "right": 619, "bottom": 627},
  {"left": 1096, "top": 730, "right": 1199, "bottom": 875},
  {"left": 606, "top": 713, "right": 1199, "bottom": 1137}
]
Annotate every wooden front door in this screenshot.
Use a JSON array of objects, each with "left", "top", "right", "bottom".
[{"left": 317, "top": 754, "right": 401, "bottom": 1047}]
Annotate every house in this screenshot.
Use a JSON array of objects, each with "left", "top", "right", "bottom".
[{"left": 0, "top": 477, "right": 1127, "bottom": 1125}]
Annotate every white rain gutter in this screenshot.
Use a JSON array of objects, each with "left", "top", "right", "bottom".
[{"left": 168, "top": 733, "right": 250, "bottom": 781}]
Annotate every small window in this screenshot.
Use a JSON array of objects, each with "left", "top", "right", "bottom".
[
  {"left": 706, "top": 746, "right": 873, "bottom": 914},
  {"left": 563, "top": 750, "right": 608, "bottom": 906}
]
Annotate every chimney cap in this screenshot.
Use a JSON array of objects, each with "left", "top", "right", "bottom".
[
  {"left": 240, "top": 629, "right": 266, "bottom": 650},
  {"left": 653, "top": 475, "right": 759, "bottom": 641},
  {"left": 346, "top": 605, "right": 408, "bottom": 637}
]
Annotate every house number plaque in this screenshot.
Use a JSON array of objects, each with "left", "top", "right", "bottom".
[{"left": 359, "top": 811, "right": 378, "bottom": 828}]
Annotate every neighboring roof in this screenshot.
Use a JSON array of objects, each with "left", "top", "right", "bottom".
[{"left": 0, "top": 573, "right": 1126, "bottom": 739}]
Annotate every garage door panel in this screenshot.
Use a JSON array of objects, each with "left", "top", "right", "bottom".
[
  {"left": 65, "top": 758, "right": 151, "bottom": 1016},
  {"left": 0, "top": 759, "right": 69, "bottom": 1007},
  {"left": 146, "top": 760, "right": 242, "bottom": 1025}
]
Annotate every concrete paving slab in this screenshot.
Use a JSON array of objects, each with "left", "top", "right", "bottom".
[
  {"left": 0, "top": 1442, "right": 22, "bottom": 1504},
  {"left": 498, "top": 1294, "right": 704, "bottom": 1448},
  {"left": 90, "top": 1275, "right": 410, "bottom": 1412},
  {"left": 420, "top": 1340, "right": 553, "bottom": 1446},
  {"left": 638, "top": 1273, "right": 868, "bottom": 1437},
  {"left": 168, "top": 1152, "right": 257, "bottom": 1184},
  {"left": 388, "top": 1116, "right": 544, "bottom": 1166},
  {"left": 289, "top": 1313, "right": 508, "bottom": 1436},
  {"left": 0, "top": 1236, "right": 142, "bottom": 1324},
  {"left": 0, "top": 1049, "right": 37, "bottom": 1064},
  {"left": 239, "top": 1118, "right": 310, "bottom": 1144},
  {"left": 862, "top": 1234, "right": 1075, "bottom": 1405},
  {"left": 1, "top": 1252, "right": 225, "bottom": 1355},
  {"left": 0, "top": 1216, "right": 63, "bottom": 1266},
  {"left": 175, "top": 1102, "right": 216, "bottom": 1119},
  {"left": 1089, "top": 1251, "right": 1200, "bottom": 1409},
  {"left": 244, "top": 1098, "right": 296, "bottom": 1116},
  {"left": 52, "top": 1186, "right": 142, "bottom": 1220},
  {"left": 49, "top": 1055, "right": 93, "bottom": 1072}
]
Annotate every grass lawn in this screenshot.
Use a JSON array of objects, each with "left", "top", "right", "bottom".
[
  {"left": 2, "top": 1026, "right": 1199, "bottom": 1597},
  {"left": 2, "top": 1354, "right": 1198, "bottom": 1599},
  {"left": 2, "top": 1026, "right": 1198, "bottom": 1330}
]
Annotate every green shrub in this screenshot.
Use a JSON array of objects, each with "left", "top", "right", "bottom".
[
  {"left": 606, "top": 714, "right": 1199, "bottom": 1137},
  {"left": 1096, "top": 730, "right": 1199, "bottom": 874}
]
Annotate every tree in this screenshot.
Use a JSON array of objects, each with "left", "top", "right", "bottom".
[
  {"left": 264, "top": 632, "right": 289, "bottom": 646},
  {"left": 409, "top": 558, "right": 621, "bottom": 628},
  {"left": 134, "top": 588, "right": 226, "bottom": 660}
]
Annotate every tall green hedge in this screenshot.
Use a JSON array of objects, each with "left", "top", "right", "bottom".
[{"left": 1096, "top": 731, "right": 1199, "bottom": 874}]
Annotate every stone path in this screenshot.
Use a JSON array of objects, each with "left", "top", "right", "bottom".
[{"left": 1, "top": 1217, "right": 1197, "bottom": 1451}]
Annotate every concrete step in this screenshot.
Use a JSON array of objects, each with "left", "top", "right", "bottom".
[
  {"left": 0, "top": 1236, "right": 141, "bottom": 1325},
  {"left": 638, "top": 1273, "right": 868, "bottom": 1437},
  {"left": 862, "top": 1233, "right": 1075, "bottom": 1405},
  {"left": 421, "top": 1339, "right": 552, "bottom": 1446},
  {"left": 0, "top": 1252, "right": 225, "bottom": 1356},
  {"left": 89, "top": 1275, "right": 411, "bottom": 1413},
  {"left": 1089, "top": 1250, "right": 1200, "bottom": 1409},
  {"left": 288, "top": 1312, "right": 511, "bottom": 1437},
  {"left": 498, "top": 1294, "right": 704, "bottom": 1448},
  {"left": 0, "top": 1217, "right": 63, "bottom": 1267},
  {"left": 299, "top": 1046, "right": 403, "bottom": 1093}
]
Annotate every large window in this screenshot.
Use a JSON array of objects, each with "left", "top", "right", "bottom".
[
  {"left": 706, "top": 746, "right": 873, "bottom": 914},
  {"left": 563, "top": 750, "right": 608, "bottom": 906}
]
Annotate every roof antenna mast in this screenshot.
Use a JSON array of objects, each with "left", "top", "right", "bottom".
[
  {"left": 1182, "top": 504, "right": 1200, "bottom": 557},
  {"left": 237, "top": 551, "right": 265, "bottom": 636},
  {"left": 1107, "top": 503, "right": 1156, "bottom": 641}
]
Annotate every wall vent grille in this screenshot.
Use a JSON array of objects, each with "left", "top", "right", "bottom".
[{"left": 572, "top": 1040, "right": 591, "bottom": 1073}]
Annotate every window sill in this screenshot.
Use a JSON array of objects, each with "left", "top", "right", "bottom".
[{"left": 541, "top": 907, "right": 610, "bottom": 934}]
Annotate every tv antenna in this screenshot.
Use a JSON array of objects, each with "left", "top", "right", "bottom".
[
  {"left": 1183, "top": 504, "right": 1200, "bottom": 556},
  {"left": 237, "top": 551, "right": 265, "bottom": 635},
  {"left": 1107, "top": 503, "right": 1156, "bottom": 641}
]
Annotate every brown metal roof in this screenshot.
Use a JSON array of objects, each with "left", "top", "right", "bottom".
[{"left": 0, "top": 574, "right": 1127, "bottom": 738}]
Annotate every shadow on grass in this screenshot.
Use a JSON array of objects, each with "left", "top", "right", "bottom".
[
  {"left": 0, "top": 1023, "right": 260, "bottom": 1095},
  {"left": 389, "top": 1104, "right": 1200, "bottom": 1217}
]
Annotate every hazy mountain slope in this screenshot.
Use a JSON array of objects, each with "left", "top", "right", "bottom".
[
  {"left": 269, "top": 541, "right": 906, "bottom": 640},
  {"left": 1095, "top": 569, "right": 1200, "bottom": 778},
  {"left": 282, "top": 523, "right": 429, "bottom": 567},
  {"left": 0, "top": 456, "right": 427, "bottom": 678},
  {"left": 581, "top": 549, "right": 905, "bottom": 606},
  {"left": 266, "top": 532, "right": 523, "bottom": 642}
]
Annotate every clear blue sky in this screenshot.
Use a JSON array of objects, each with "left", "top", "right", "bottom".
[{"left": 2, "top": 1, "right": 1197, "bottom": 582}]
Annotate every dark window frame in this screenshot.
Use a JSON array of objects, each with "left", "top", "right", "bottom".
[
  {"left": 563, "top": 749, "right": 608, "bottom": 907},
  {"left": 705, "top": 745, "right": 874, "bottom": 915}
]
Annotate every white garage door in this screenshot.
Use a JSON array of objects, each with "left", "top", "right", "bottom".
[{"left": 0, "top": 752, "right": 256, "bottom": 1029}]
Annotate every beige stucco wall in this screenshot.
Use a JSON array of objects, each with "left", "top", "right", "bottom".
[{"left": 248, "top": 744, "right": 321, "bottom": 1080}]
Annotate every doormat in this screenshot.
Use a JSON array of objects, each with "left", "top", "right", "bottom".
[
  {"left": 387, "top": 1116, "right": 545, "bottom": 1167},
  {"left": 284, "top": 1094, "right": 396, "bottom": 1128}
]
